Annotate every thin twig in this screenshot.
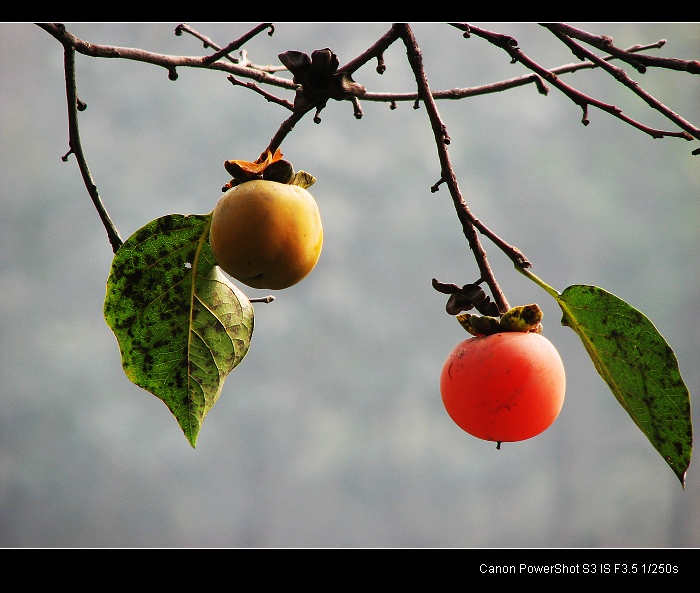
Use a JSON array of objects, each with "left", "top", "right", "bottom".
[
  {"left": 396, "top": 23, "right": 522, "bottom": 314},
  {"left": 61, "top": 39, "right": 123, "bottom": 253},
  {"left": 544, "top": 23, "right": 700, "bottom": 74},
  {"left": 176, "top": 23, "right": 285, "bottom": 71},
  {"left": 36, "top": 23, "right": 297, "bottom": 89},
  {"left": 200, "top": 22, "right": 275, "bottom": 65},
  {"left": 454, "top": 23, "right": 697, "bottom": 142},
  {"left": 264, "top": 107, "right": 314, "bottom": 158},
  {"left": 37, "top": 22, "right": 700, "bottom": 264},
  {"left": 359, "top": 39, "right": 669, "bottom": 103},
  {"left": 542, "top": 23, "right": 700, "bottom": 142},
  {"left": 250, "top": 295, "right": 275, "bottom": 303},
  {"left": 339, "top": 26, "right": 402, "bottom": 75},
  {"left": 38, "top": 22, "right": 696, "bottom": 148},
  {"left": 227, "top": 75, "right": 294, "bottom": 110}
]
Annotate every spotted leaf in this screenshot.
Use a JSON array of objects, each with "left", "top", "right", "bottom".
[
  {"left": 557, "top": 285, "right": 692, "bottom": 487},
  {"left": 103, "top": 213, "right": 254, "bottom": 448}
]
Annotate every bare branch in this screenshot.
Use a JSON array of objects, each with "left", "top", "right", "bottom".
[
  {"left": 37, "top": 22, "right": 699, "bottom": 149},
  {"left": 36, "top": 21, "right": 700, "bottom": 272},
  {"left": 200, "top": 22, "right": 275, "bottom": 65},
  {"left": 175, "top": 24, "right": 286, "bottom": 73},
  {"left": 541, "top": 23, "right": 700, "bottom": 142},
  {"left": 545, "top": 23, "right": 700, "bottom": 75},
  {"left": 360, "top": 38, "right": 668, "bottom": 104},
  {"left": 60, "top": 40, "right": 123, "bottom": 252},
  {"left": 36, "top": 23, "right": 297, "bottom": 90},
  {"left": 453, "top": 22, "right": 697, "bottom": 143},
  {"left": 227, "top": 75, "right": 294, "bottom": 110},
  {"left": 339, "top": 25, "right": 402, "bottom": 74},
  {"left": 250, "top": 295, "right": 276, "bottom": 303},
  {"left": 265, "top": 108, "right": 313, "bottom": 161},
  {"left": 395, "top": 23, "right": 530, "bottom": 314}
]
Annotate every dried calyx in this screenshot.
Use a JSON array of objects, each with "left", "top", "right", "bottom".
[
  {"left": 222, "top": 149, "right": 315, "bottom": 191},
  {"left": 278, "top": 48, "right": 366, "bottom": 111},
  {"left": 431, "top": 278, "right": 500, "bottom": 317},
  {"left": 457, "top": 304, "right": 544, "bottom": 337}
]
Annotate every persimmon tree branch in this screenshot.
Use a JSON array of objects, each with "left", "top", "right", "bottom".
[
  {"left": 451, "top": 23, "right": 698, "bottom": 145},
  {"left": 339, "top": 25, "right": 402, "bottom": 75},
  {"left": 60, "top": 38, "right": 123, "bottom": 253},
  {"left": 359, "top": 39, "right": 668, "bottom": 103},
  {"left": 37, "top": 21, "right": 700, "bottom": 288},
  {"left": 255, "top": 26, "right": 404, "bottom": 158},
  {"left": 175, "top": 23, "right": 286, "bottom": 72},
  {"left": 226, "top": 75, "right": 295, "bottom": 110},
  {"left": 545, "top": 22, "right": 700, "bottom": 75},
  {"left": 396, "top": 23, "right": 524, "bottom": 314},
  {"left": 38, "top": 22, "right": 699, "bottom": 147},
  {"left": 541, "top": 23, "right": 700, "bottom": 142},
  {"left": 199, "top": 22, "right": 275, "bottom": 65},
  {"left": 36, "top": 22, "right": 298, "bottom": 87}
]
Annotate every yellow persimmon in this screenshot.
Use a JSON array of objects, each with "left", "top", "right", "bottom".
[{"left": 209, "top": 179, "right": 323, "bottom": 290}]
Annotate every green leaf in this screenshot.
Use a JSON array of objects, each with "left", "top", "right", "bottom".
[
  {"left": 103, "top": 213, "right": 254, "bottom": 448},
  {"left": 557, "top": 285, "right": 692, "bottom": 487},
  {"left": 519, "top": 269, "right": 692, "bottom": 487}
]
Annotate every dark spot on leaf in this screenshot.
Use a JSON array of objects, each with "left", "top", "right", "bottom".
[
  {"left": 157, "top": 214, "right": 175, "bottom": 233},
  {"left": 143, "top": 250, "right": 158, "bottom": 266}
]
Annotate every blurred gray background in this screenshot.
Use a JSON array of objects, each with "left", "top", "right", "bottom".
[{"left": 1, "top": 22, "right": 698, "bottom": 548}]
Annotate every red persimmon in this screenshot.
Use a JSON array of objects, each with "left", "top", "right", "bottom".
[{"left": 440, "top": 332, "right": 565, "bottom": 445}]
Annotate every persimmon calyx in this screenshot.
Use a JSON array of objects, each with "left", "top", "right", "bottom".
[
  {"left": 431, "top": 278, "right": 500, "bottom": 317},
  {"left": 457, "top": 303, "right": 544, "bottom": 336},
  {"left": 456, "top": 313, "right": 501, "bottom": 336},
  {"left": 278, "top": 48, "right": 366, "bottom": 111},
  {"left": 222, "top": 149, "right": 316, "bottom": 191}
]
